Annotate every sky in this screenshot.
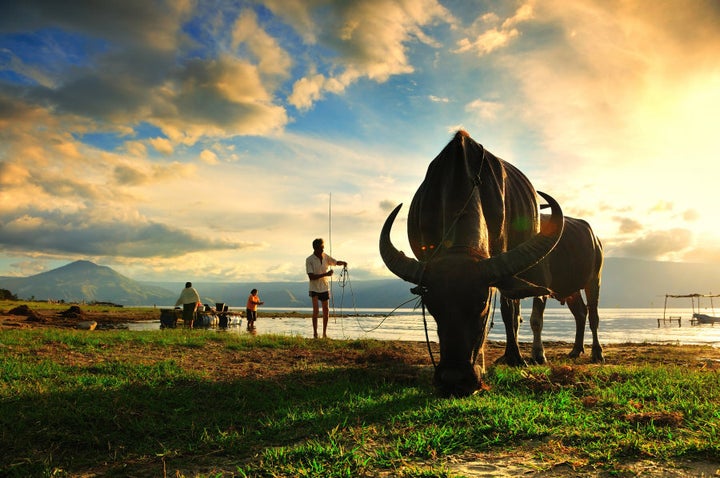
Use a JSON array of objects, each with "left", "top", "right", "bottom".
[{"left": 1, "top": 0, "right": 719, "bottom": 285}]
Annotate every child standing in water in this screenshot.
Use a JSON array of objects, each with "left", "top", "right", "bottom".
[{"left": 246, "top": 289, "right": 264, "bottom": 330}]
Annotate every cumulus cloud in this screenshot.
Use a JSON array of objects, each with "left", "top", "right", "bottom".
[
  {"left": 231, "top": 9, "right": 292, "bottom": 81},
  {"left": 611, "top": 228, "right": 693, "bottom": 260},
  {"left": 125, "top": 141, "right": 148, "bottom": 157},
  {"left": 284, "top": 0, "right": 453, "bottom": 110},
  {"left": 0, "top": 161, "right": 31, "bottom": 186},
  {"left": 465, "top": 99, "right": 502, "bottom": 119},
  {"left": 2, "top": 0, "right": 719, "bottom": 284},
  {"left": 199, "top": 149, "right": 219, "bottom": 165},
  {"left": 452, "top": 0, "right": 720, "bottom": 264},
  {"left": 454, "top": 27, "right": 519, "bottom": 56},
  {"left": 149, "top": 137, "right": 174, "bottom": 155},
  {"left": 490, "top": 0, "right": 720, "bottom": 167},
  {"left": 453, "top": 2, "right": 532, "bottom": 56},
  {"left": 288, "top": 73, "right": 327, "bottom": 111},
  {"left": 152, "top": 55, "right": 289, "bottom": 140},
  {"left": 1, "top": 1, "right": 291, "bottom": 150}
]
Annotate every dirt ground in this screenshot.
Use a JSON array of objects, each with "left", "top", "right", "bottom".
[
  {"left": 2, "top": 303, "right": 720, "bottom": 477},
  {"left": 0, "top": 303, "right": 311, "bottom": 330},
  {"left": 0, "top": 303, "right": 159, "bottom": 329}
]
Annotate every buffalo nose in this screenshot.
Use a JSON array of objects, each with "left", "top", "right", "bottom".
[{"left": 439, "top": 367, "right": 466, "bottom": 384}]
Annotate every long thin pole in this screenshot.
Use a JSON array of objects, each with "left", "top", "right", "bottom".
[
  {"left": 328, "top": 192, "right": 334, "bottom": 316},
  {"left": 328, "top": 192, "right": 332, "bottom": 257}
]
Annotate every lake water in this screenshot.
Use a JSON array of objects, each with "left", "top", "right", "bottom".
[{"left": 128, "top": 307, "right": 720, "bottom": 347}]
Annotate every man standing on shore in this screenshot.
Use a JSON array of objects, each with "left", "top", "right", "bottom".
[
  {"left": 306, "top": 238, "right": 347, "bottom": 338},
  {"left": 175, "top": 282, "right": 201, "bottom": 329}
]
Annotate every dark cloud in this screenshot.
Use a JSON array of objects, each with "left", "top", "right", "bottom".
[
  {"left": 0, "top": 93, "right": 29, "bottom": 120},
  {"left": 40, "top": 177, "right": 106, "bottom": 200},
  {"left": 113, "top": 164, "right": 148, "bottom": 186},
  {"left": 613, "top": 215, "right": 643, "bottom": 234},
  {"left": 379, "top": 199, "right": 398, "bottom": 211},
  {"left": 33, "top": 70, "right": 156, "bottom": 120},
  {"left": 0, "top": 210, "right": 255, "bottom": 258},
  {"left": 0, "top": 0, "right": 190, "bottom": 49}
]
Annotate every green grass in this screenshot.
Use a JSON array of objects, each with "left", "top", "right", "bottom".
[{"left": 0, "top": 329, "right": 718, "bottom": 477}]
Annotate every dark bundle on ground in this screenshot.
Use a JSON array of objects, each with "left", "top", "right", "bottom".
[
  {"left": 8, "top": 304, "right": 45, "bottom": 322},
  {"left": 59, "top": 305, "right": 85, "bottom": 319}
]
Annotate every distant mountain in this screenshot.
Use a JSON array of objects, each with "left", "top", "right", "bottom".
[
  {"left": 1, "top": 258, "right": 719, "bottom": 308},
  {"left": 0, "top": 260, "right": 176, "bottom": 305}
]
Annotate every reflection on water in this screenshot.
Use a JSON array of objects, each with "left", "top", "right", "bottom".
[{"left": 127, "top": 307, "right": 720, "bottom": 347}]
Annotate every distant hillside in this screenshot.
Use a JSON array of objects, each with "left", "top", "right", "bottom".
[
  {"left": 142, "top": 279, "right": 417, "bottom": 310},
  {"left": 1, "top": 258, "right": 719, "bottom": 308},
  {"left": 0, "top": 260, "right": 176, "bottom": 306}
]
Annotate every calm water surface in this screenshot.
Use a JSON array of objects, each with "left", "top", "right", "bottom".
[{"left": 128, "top": 307, "right": 720, "bottom": 347}]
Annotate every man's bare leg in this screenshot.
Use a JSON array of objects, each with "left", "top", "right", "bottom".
[
  {"left": 321, "top": 299, "right": 330, "bottom": 338},
  {"left": 311, "top": 295, "right": 320, "bottom": 338}
]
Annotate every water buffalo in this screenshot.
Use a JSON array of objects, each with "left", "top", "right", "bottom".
[
  {"left": 499, "top": 215, "right": 604, "bottom": 365},
  {"left": 379, "top": 130, "right": 563, "bottom": 397}
]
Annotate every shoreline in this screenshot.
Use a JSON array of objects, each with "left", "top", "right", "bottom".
[{"left": 2, "top": 301, "right": 719, "bottom": 349}]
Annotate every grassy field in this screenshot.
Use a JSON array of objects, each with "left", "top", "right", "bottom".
[{"left": 1, "top": 325, "right": 719, "bottom": 477}]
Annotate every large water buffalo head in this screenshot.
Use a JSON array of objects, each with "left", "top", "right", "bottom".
[{"left": 379, "top": 191, "right": 563, "bottom": 397}]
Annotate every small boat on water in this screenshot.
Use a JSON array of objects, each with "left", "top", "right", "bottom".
[
  {"left": 691, "top": 313, "right": 720, "bottom": 325},
  {"left": 662, "top": 293, "right": 720, "bottom": 327}
]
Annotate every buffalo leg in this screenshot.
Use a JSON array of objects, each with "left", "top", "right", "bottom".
[
  {"left": 585, "top": 280, "right": 604, "bottom": 363},
  {"left": 566, "top": 292, "right": 587, "bottom": 358},
  {"left": 496, "top": 296, "right": 527, "bottom": 367},
  {"left": 530, "top": 296, "right": 548, "bottom": 364}
]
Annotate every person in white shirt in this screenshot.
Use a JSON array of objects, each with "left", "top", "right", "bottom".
[
  {"left": 175, "top": 282, "right": 201, "bottom": 329},
  {"left": 306, "top": 238, "right": 347, "bottom": 338}
]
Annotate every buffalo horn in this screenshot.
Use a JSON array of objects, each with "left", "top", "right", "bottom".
[
  {"left": 480, "top": 191, "right": 564, "bottom": 283},
  {"left": 379, "top": 204, "right": 424, "bottom": 284}
]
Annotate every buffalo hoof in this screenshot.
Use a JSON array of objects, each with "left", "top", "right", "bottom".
[
  {"left": 530, "top": 354, "right": 547, "bottom": 365},
  {"left": 567, "top": 347, "right": 585, "bottom": 359},
  {"left": 531, "top": 346, "right": 547, "bottom": 365},
  {"left": 591, "top": 345, "right": 605, "bottom": 363},
  {"left": 494, "top": 354, "right": 527, "bottom": 368}
]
